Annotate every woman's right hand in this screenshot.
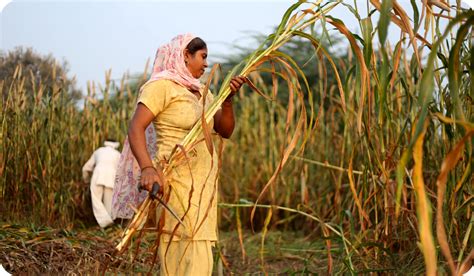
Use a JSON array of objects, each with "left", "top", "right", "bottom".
[{"left": 140, "top": 166, "right": 165, "bottom": 193}]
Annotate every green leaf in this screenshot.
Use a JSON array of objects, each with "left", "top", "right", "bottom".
[
  {"left": 378, "top": 0, "right": 393, "bottom": 45},
  {"left": 410, "top": 0, "right": 420, "bottom": 33}
]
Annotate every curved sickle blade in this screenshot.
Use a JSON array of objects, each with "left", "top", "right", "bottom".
[
  {"left": 147, "top": 182, "right": 186, "bottom": 228},
  {"left": 154, "top": 195, "right": 185, "bottom": 228}
]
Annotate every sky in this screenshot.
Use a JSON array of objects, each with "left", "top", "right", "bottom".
[{"left": 1, "top": 0, "right": 473, "bottom": 93}]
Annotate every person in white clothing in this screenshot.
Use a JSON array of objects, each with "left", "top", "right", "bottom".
[{"left": 82, "top": 139, "right": 121, "bottom": 228}]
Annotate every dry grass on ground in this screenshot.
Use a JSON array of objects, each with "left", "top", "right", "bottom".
[{"left": 0, "top": 223, "right": 425, "bottom": 274}]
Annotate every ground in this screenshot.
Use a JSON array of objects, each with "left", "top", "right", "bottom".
[{"left": 0, "top": 222, "right": 418, "bottom": 274}]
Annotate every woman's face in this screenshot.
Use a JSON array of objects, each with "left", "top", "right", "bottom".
[{"left": 184, "top": 48, "right": 208, "bottom": 79}]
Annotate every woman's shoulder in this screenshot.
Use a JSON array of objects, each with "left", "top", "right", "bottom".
[
  {"left": 142, "top": 79, "right": 177, "bottom": 90},
  {"left": 145, "top": 79, "right": 194, "bottom": 94}
]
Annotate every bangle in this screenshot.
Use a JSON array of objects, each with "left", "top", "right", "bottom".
[{"left": 141, "top": 166, "right": 156, "bottom": 172}]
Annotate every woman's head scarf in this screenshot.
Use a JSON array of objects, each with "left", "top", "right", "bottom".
[
  {"left": 111, "top": 34, "right": 202, "bottom": 219},
  {"left": 146, "top": 33, "right": 201, "bottom": 91}
]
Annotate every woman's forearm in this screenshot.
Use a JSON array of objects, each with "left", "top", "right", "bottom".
[
  {"left": 128, "top": 104, "right": 157, "bottom": 169},
  {"left": 214, "top": 101, "right": 235, "bottom": 138},
  {"left": 128, "top": 123, "right": 154, "bottom": 169},
  {"left": 128, "top": 104, "right": 166, "bottom": 190}
]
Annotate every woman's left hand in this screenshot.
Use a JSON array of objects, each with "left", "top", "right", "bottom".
[
  {"left": 226, "top": 76, "right": 246, "bottom": 102},
  {"left": 230, "top": 76, "right": 246, "bottom": 93}
]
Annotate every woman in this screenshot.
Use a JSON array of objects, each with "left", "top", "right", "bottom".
[{"left": 126, "top": 34, "right": 245, "bottom": 275}]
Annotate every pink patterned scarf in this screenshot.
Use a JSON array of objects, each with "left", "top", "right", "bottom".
[{"left": 111, "top": 33, "right": 202, "bottom": 219}]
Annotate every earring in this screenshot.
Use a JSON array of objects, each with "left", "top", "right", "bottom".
[{"left": 185, "top": 60, "right": 188, "bottom": 65}]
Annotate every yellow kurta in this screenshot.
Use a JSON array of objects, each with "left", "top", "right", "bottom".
[{"left": 138, "top": 79, "right": 219, "bottom": 242}]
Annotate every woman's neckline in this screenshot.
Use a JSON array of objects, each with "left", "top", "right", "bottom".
[{"left": 166, "top": 79, "right": 202, "bottom": 100}]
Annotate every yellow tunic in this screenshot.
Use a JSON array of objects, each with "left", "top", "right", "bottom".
[{"left": 138, "top": 79, "right": 218, "bottom": 241}]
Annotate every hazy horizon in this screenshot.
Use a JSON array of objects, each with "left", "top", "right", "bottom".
[{"left": 1, "top": 0, "right": 473, "bottom": 93}]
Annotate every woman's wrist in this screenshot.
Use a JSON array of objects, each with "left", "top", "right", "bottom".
[{"left": 141, "top": 165, "right": 156, "bottom": 172}]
